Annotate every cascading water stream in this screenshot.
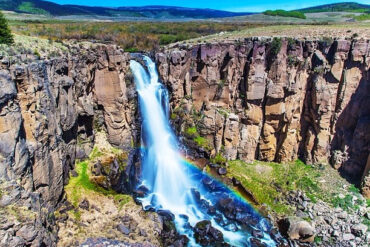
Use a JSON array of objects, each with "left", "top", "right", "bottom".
[{"left": 130, "top": 56, "right": 278, "bottom": 246}]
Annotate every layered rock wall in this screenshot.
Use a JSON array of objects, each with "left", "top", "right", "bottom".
[
  {"left": 0, "top": 44, "right": 137, "bottom": 246},
  {"left": 156, "top": 38, "right": 369, "bottom": 185}
]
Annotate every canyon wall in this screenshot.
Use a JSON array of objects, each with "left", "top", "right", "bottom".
[
  {"left": 0, "top": 45, "right": 137, "bottom": 246},
  {"left": 155, "top": 38, "right": 369, "bottom": 187},
  {"left": 0, "top": 37, "right": 369, "bottom": 245}
]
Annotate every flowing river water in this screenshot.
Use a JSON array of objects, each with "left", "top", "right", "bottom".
[{"left": 130, "top": 56, "right": 278, "bottom": 246}]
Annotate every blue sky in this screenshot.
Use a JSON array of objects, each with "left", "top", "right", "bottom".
[{"left": 48, "top": 0, "right": 370, "bottom": 12}]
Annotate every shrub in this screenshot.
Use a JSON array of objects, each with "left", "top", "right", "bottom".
[
  {"left": 185, "top": 126, "right": 198, "bottom": 137},
  {"left": 287, "top": 55, "right": 299, "bottom": 67},
  {"left": 33, "top": 49, "right": 41, "bottom": 58},
  {"left": 185, "top": 126, "right": 211, "bottom": 151},
  {"left": 211, "top": 153, "right": 227, "bottom": 165},
  {"left": 270, "top": 37, "right": 282, "bottom": 58},
  {"left": 0, "top": 11, "right": 14, "bottom": 45}
]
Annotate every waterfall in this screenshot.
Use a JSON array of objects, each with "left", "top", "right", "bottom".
[{"left": 130, "top": 56, "right": 277, "bottom": 246}]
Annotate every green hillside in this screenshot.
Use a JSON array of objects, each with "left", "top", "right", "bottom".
[
  {"left": 0, "top": 0, "right": 252, "bottom": 19},
  {"left": 298, "top": 2, "right": 370, "bottom": 13},
  {"left": 0, "top": 0, "right": 85, "bottom": 15}
]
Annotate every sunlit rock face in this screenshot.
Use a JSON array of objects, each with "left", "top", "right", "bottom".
[
  {"left": 156, "top": 38, "right": 370, "bottom": 188},
  {"left": 0, "top": 45, "right": 138, "bottom": 245},
  {"left": 0, "top": 37, "right": 368, "bottom": 245},
  {"left": 130, "top": 56, "right": 280, "bottom": 246}
]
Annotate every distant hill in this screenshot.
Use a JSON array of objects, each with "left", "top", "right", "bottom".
[
  {"left": 298, "top": 2, "right": 370, "bottom": 13},
  {"left": 0, "top": 0, "right": 252, "bottom": 19}
]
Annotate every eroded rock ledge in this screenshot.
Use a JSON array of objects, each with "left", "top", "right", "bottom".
[
  {"left": 0, "top": 37, "right": 369, "bottom": 246},
  {"left": 156, "top": 38, "right": 369, "bottom": 190}
]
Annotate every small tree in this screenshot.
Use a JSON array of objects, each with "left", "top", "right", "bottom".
[{"left": 0, "top": 11, "right": 14, "bottom": 45}]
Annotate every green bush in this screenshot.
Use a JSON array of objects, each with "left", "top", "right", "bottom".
[
  {"left": 185, "top": 126, "right": 212, "bottom": 151},
  {"left": 270, "top": 37, "right": 282, "bottom": 57},
  {"left": 264, "top": 10, "right": 306, "bottom": 19},
  {"left": 211, "top": 153, "right": 227, "bottom": 165},
  {"left": 33, "top": 49, "right": 41, "bottom": 58},
  {"left": 0, "top": 11, "right": 14, "bottom": 45}
]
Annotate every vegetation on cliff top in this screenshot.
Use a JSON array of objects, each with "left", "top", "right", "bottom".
[
  {"left": 8, "top": 19, "right": 263, "bottom": 51},
  {"left": 0, "top": 11, "right": 13, "bottom": 44}
]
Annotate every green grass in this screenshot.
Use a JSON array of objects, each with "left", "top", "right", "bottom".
[
  {"left": 185, "top": 126, "right": 198, "bottom": 136},
  {"left": 354, "top": 13, "right": 370, "bottom": 21},
  {"left": 194, "top": 136, "right": 209, "bottom": 148},
  {"left": 89, "top": 147, "right": 103, "bottom": 160},
  {"left": 185, "top": 126, "right": 212, "bottom": 151},
  {"left": 66, "top": 161, "right": 132, "bottom": 210},
  {"left": 210, "top": 153, "right": 227, "bottom": 165},
  {"left": 227, "top": 160, "right": 323, "bottom": 215},
  {"left": 343, "top": 13, "right": 370, "bottom": 22},
  {"left": 363, "top": 217, "right": 370, "bottom": 229},
  {"left": 227, "top": 159, "right": 369, "bottom": 218},
  {"left": 65, "top": 143, "right": 132, "bottom": 218},
  {"left": 314, "top": 236, "right": 323, "bottom": 244}
]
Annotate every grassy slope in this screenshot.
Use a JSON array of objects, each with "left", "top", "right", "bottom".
[
  {"left": 65, "top": 133, "right": 131, "bottom": 219},
  {"left": 226, "top": 159, "right": 370, "bottom": 229},
  {"left": 227, "top": 160, "right": 323, "bottom": 215}
]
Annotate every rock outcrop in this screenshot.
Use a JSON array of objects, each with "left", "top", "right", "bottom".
[
  {"left": 156, "top": 38, "right": 369, "bottom": 190},
  {"left": 0, "top": 44, "right": 138, "bottom": 246}
]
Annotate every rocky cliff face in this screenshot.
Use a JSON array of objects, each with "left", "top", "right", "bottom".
[
  {"left": 156, "top": 38, "right": 369, "bottom": 188},
  {"left": 0, "top": 37, "right": 369, "bottom": 246},
  {"left": 0, "top": 44, "right": 137, "bottom": 246}
]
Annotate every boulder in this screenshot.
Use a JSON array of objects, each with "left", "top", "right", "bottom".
[
  {"left": 193, "top": 220, "right": 226, "bottom": 246},
  {"left": 279, "top": 217, "right": 315, "bottom": 243},
  {"left": 79, "top": 199, "right": 90, "bottom": 211},
  {"left": 117, "top": 224, "right": 130, "bottom": 235},
  {"left": 351, "top": 224, "right": 368, "bottom": 237}
]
